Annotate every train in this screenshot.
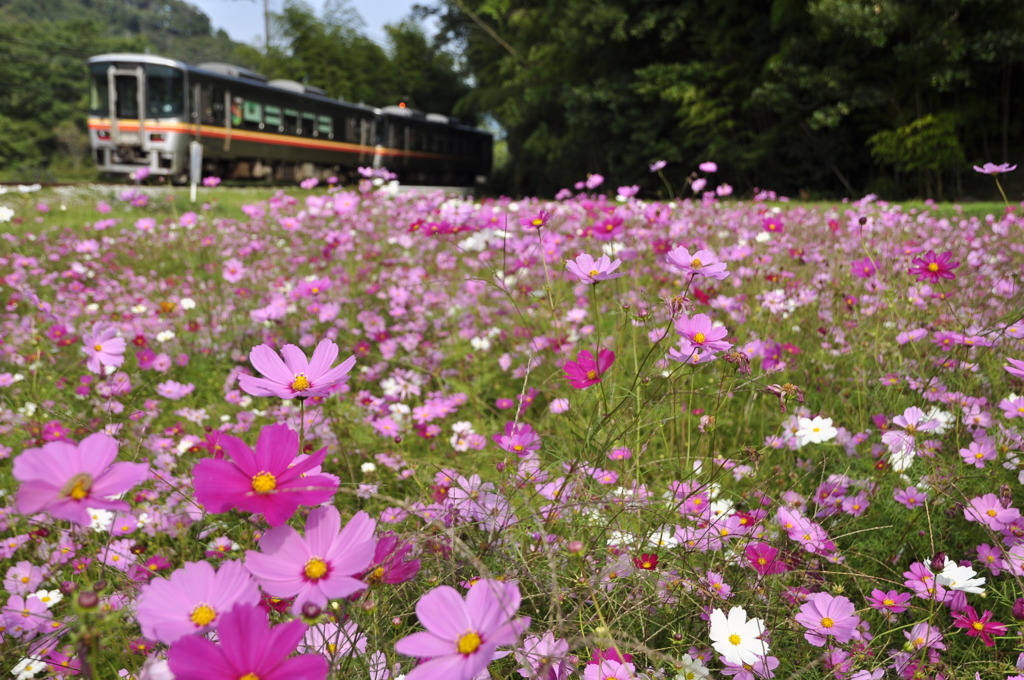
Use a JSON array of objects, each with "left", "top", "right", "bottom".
[{"left": 87, "top": 53, "right": 493, "bottom": 186}]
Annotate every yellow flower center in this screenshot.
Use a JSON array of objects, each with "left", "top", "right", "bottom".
[
  {"left": 457, "top": 631, "right": 482, "bottom": 655},
  {"left": 821, "top": 617, "right": 834, "bottom": 628},
  {"left": 987, "top": 509, "right": 998, "bottom": 517},
  {"left": 94, "top": 344, "right": 103, "bottom": 351},
  {"left": 240, "top": 674, "right": 260, "bottom": 680},
  {"left": 927, "top": 262, "right": 939, "bottom": 272},
  {"left": 513, "top": 444, "right": 524, "bottom": 451},
  {"left": 365, "top": 566, "right": 385, "bottom": 585},
  {"left": 251, "top": 471, "right": 277, "bottom": 494},
  {"left": 304, "top": 557, "right": 328, "bottom": 580},
  {"left": 693, "top": 332, "right": 706, "bottom": 344},
  {"left": 691, "top": 257, "right": 703, "bottom": 269},
  {"left": 190, "top": 603, "right": 217, "bottom": 626},
  {"left": 586, "top": 369, "right": 597, "bottom": 380},
  {"left": 589, "top": 269, "right": 600, "bottom": 277},
  {"left": 757, "top": 557, "right": 767, "bottom": 565},
  {"left": 291, "top": 374, "right": 311, "bottom": 391},
  {"left": 63, "top": 474, "right": 93, "bottom": 500},
  {"left": 883, "top": 598, "right": 894, "bottom": 606},
  {"left": 728, "top": 633, "right": 742, "bottom": 646},
  {"left": 972, "top": 621, "right": 985, "bottom": 631}
]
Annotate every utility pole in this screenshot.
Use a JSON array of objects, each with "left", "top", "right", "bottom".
[{"left": 264, "top": 0, "right": 270, "bottom": 54}]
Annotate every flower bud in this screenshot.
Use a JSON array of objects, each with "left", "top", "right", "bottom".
[
  {"left": 77, "top": 591, "right": 100, "bottom": 610},
  {"left": 1012, "top": 598, "right": 1024, "bottom": 621},
  {"left": 301, "top": 603, "right": 322, "bottom": 620}
]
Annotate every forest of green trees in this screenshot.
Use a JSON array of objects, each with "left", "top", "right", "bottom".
[{"left": 2, "top": 0, "right": 1024, "bottom": 199}]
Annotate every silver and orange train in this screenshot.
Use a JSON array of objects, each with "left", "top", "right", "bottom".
[{"left": 87, "top": 53, "right": 492, "bottom": 185}]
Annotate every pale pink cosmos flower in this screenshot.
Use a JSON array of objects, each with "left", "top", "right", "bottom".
[
  {"left": 565, "top": 253, "right": 625, "bottom": 285},
  {"left": 13, "top": 433, "right": 148, "bottom": 526},
  {"left": 245, "top": 506, "right": 376, "bottom": 615},
  {"left": 973, "top": 162, "right": 1017, "bottom": 175},
  {"left": 665, "top": 246, "right": 729, "bottom": 280},
  {"left": 239, "top": 339, "right": 356, "bottom": 399},
  {"left": 794, "top": 592, "right": 860, "bottom": 646},
  {"left": 1006, "top": 358, "right": 1024, "bottom": 380},
  {"left": 395, "top": 579, "right": 530, "bottom": 680},
  {"left": 83, "top": 323, "right": 126, "bottom": 375},
  {"left": 135, "top": 560, "right": 261, "bottom": 644}
]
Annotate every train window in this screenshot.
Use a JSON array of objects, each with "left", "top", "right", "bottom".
[
  {"left": 88, "top": 64, "right": 110, "bottom": 116},
  {"left": 302, "top": 112, "right": 315, "bottom": 134},
  {"left": 145, "top": 65, "right": 184, "bottom": 117},
  {"left": 317, "top": 115, "right": 333, "bottom": 136},
  {"left": 284, "top": 109, "right": 299, "bottom": 134},
  {"left": 264, "top": 105, "right": 282, "bottom": 127},
  {"left": 243, "top": 101, "right": 262, "bottom": 124},
  {"left": 202, "top": 87, "right": 226, "bottom": 125},
  {"left": 344, "top": 116, "right": 357, "bottom": 142}
]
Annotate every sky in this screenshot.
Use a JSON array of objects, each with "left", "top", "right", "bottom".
[{"left": 199, "top": 0, "right": 433, "bottom": 48}]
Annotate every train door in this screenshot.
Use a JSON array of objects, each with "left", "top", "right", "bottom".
[{"left": 106, "top": 65, "right": 146, "bottom": 145}]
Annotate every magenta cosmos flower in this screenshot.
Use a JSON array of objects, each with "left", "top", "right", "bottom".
[
  {"left": 907, "top": 250, "right": 959, "bottom": 283},
  {"left": 953, "top": 606, "right": 1007, "bottom": 647},
  {"left": 395, "top": 579, "right": 531, "bottom": 680},
  {"left": 192, "top": 424, "right": 338, "bottom": 526},
  {"left": 492, "top": 421, "right": 541, "bottom": 456},
  {"left": 13, "top": 433, "right": 148, "bottom": 526},
  {"left": 665, "top": 246, "right": 729, "bottom": 280},
  {"left": 135, "top": 560, "right": 260, "bottom": 644},
  {"left": 245, "top": 506, "right": 376, "bottom": 615},
  {"left": 82, "top": 323, "right": 126, "bottom": 375},
  {"left": 562, "top": 348, "right": 615, "bottom": 389},
  {"left": 794, "top": 592, "right": 860, "bottom": 647},
  {"left": 239, "top": 339, "right": 356, "bottom": 399},
  {"left": 565, "top": 253, "right": 625, "bottom": 285},
  {"left": 167, "top": 603, "right": 327, "bottom": 680}
]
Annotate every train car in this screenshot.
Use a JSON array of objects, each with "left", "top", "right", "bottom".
[{"left": 86, "top": 53, "right": 492, "bottom": 186}]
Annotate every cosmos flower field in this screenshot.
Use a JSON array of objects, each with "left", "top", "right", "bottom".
[{"left": 1, "top": 167, "right": 1023, "bottom": 680}]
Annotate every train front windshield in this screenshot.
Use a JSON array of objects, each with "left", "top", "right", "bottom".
[{"left": 89, "top": 63, "right": 185, "bottom": 119}]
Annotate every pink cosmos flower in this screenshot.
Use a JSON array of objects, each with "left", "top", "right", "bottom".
[
  {"left": 245, "top": 506, "right": 376, "bottom": 615},
  {"left": 953, "top": 606, "right": 1007, "bottom": 646},
  {"left": 963, "top": 493, "right": 1021, "bottom": 531},
  {"left": 867, "top": 588, "right": 911, "bottom": 614},
  {"left": 665, "top": 246, "right": 729, "bottom": 280},
  {"left": 135, "top": 560, "right": 261, "bottom": 644},
  {"left": 192, "top": 424, "right": 338, "bottom": 527},
  {"left": 565, "top": 253, "right": 625, "bottom": 285},
  {"left": 395, "top": 579, "right": 530, "bottom": 680},
  {"left": 83, "top": 323, "right": 126, "bottom": 375},
  {"left": 167, "top": 603, "right": 327, "bottom": 680},
  {"left": 1005, "top": 358, "right": 1024, "bottom": 380},
  {"left": 13, "top": 433, "right": 148, "bottom": 526},
  {"left": 239, "top": 339, "right": 356, "bottom": 399},
  {"left": 794, "top": 592, "right": 860, "bottom": 647},
  {"left": 669, "top": 313, "right": 732, "bottom": 364},
  {"left": 973, "top": 162, "right": 1017, "bottom": 175},
  {"left": 907, "top": 250, "right": 959, "bottom": 283},
  {"left": 562, "top": 348, "right": 615, "bottom": 389}
]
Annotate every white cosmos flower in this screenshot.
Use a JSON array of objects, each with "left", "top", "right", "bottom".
[
  {"left": 675, "top": 653, "right": 711, "bottom": 680},
  {"left": 937, "top": 561, "right": 985, "bottom": 593},
  {"left": 709, "top": 606, "right": 770, "bottom": 666},
  {"left": 795, "top": 416, "right": 838, "bottom": 447}
]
